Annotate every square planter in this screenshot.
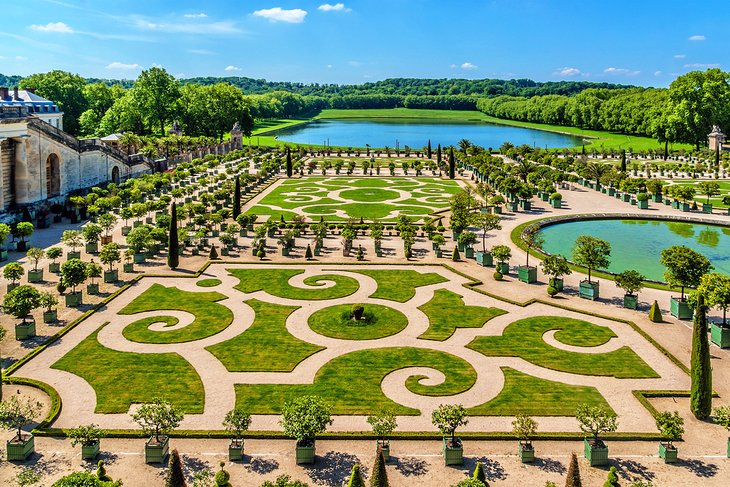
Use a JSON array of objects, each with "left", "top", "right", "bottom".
[
  {"left": 65, "top": 292, "right": 83, "bottom": 308},
  {"left": 228, "top": 440, "right": 244, "bottom": 461},
  {"left": 121, "top": 226, "right": 131, "bottom": 236},
  {"left": 145, "top": 436, "right": 169, "bottom": 464},
  {"left": 464, "top": 247, "right": 474, "bottom": 259},
  {"left": 313, "top": 247, "right": 321, "bottom": 257},
  {"left": 521, "top": 200, "right": 532, "bottom": 211},
  {"left": 584, "top": 438, "right": 608, "bottom": 466},
  {"left": 703, "top": 203, "right": 713, "bottom": 214},
  {"left": 67, "top": 251, "right": 81, "bottom": 260},
  {"left": 104, "top": 270, "right": 118, "bottom": 283},
  {"left": 295, "top": 440, "right": 316, "bottom": 465},
  {"left": 442, "top": 437, "right": 464, "bottom": 466},
  {"left": 221, "top": 248, "right": 230, "bottom": 256},
  {"left": 652, "top": 194, "right": 662, "bottom": 202},
  {"left": 377, "top": 440, "right": 390, "bottom": 462},
  {"left": 15, "top": 321, "right": 36, "bottom": 340},
  {"left": 27, "top": 269, "right": 44, "bottom": 283},
  {"left": 493, "top": 206, "right": 503, "bottom": 214},
  {"left": 82, "top": 441, "right": 100, "bottom": 460},
  {"left": 579, "top": 280, "right": 600, "bottom": 300},
  {"left": 498, "top": 262, "right": 510, "bottom": 275},
  {"left": 509, "top": 202, "right": 519, "bottom": 212},
  {"left": 550, "top": 199, "right": 562, "bottom": 209},
  {"left": 85, "top": 243, "right": 99, "bottom": 254},
  {"left": 518, "top": 442, "right": 535, "bottom": 463},
  {"left": 43, "top": 310, "right": 57, "bottom": 323},
  {"left": 435, "top": 249, "right": 442, "bottom": 258},
  {"left": 87, "top": 283, "right": 99, "bottom": 295},
  {"left": 681, "top": 203, "right": 690, "bottom": 212},
  {"left": 608, "top": 188, "right": 616, "bottom": 197},
  {"left": 476, "top": 251, "right": 493, "bottom": 267},
  {"left": 549, "top": 278, "right": 564, "bottom": 291},
  {"left": 670, "top": 297, "right": 693, "bottom": 320},
  {"left": 0, "top": 249, "right": 8, "bottom": 261},
  {"left": 623, "top": 294, "right": 638, "bottom": 310},
  {"left": 49, "top": 262, "right": 60, "bottom": 273},
  {"left": 133, "top": 253, "right": 146, "bottom": 264},
  {"left": 541, "top": 193, "right": 549, "bottom": 201},
  {"left": 637, "top": 200, "right": 649, "bottom": 209},
  {"left": 282, "top": 247, "right": 291, "bottom": 256},
  {"left": 659, "top": 442, "right": 677, "bottom": 464},
  {"left": 622, "top": 194, "right": 631, "bottom": 202},
  {"left": 711, "top": 322, "right": 730, "bottom": 348},
  {"left": 6, "top": 434, "right": 34, "bottom": 462},
  {"left": 123, "top": 263, "right": 134, "bottom": 273},
  {"left": 517, "top": 266, "right": 537, "bottom": 284}
]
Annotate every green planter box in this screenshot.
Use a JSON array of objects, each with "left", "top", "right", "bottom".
[
  {"left": 67, "top": 251, "right": 81, "bottom": 260},
  {"left": 239, "top": 230, "right": 248, "bottom": 237},
  {"left": 498, "top": 262, "right": 510, "bottom": 275},
  {"left": 608, "top": 188, "right": 616, "bottom": 196},
  {"left": 550, "top": 199, "right": 562, "bottom": 209},
  {"left": 549, "top": 278, "right": 564, "bottom": 291},
  {"left": 15, "top": 321, "right": 36, "bottom": 340},
  {"left": 476, "top": 251, "right": 493, "bottom": 267},
  {"left": 282, "top": 247, "right": 290, "bottom": 256},
  {"left": 637, "top": 200, "right": 649, "bottom": 209},
  {"left": 517, "top": 266, "right": 537, "bottom": 283},
  {"left": 519, "top": 442, "right": 535, "bottom": 463},
  {"left": 681, "top": 203, "right": 690, "bottom": 212},
  {"left": 435, "top": 249, "right": 442, "bottom": 258},
  {"left": 6, "top": 434, "right": 34, "bottom": 462},
  {"left": 87, "top": 283, "right": 99, "bottom": 295},
  {"left": 623, "top": 294, "right": 638, "bottom": 310},
  {"left": 43, "top": 310, "right": 57, "bottom": 323},
  {"left": 493, "top": 206, "right": 502, "bottom": 214},
  {"left": 104, "top": 270, "right": 118, "bottom": 283},
  {"left": 295, "top": 441, "right": 315, "bottom": 465},
  {"left": 584, "top": 438, "right": 608, "bottom": 466},
  {"left": 541, "top": 193, "right": 549, "bottom": 201},
  {"left": 133, "top": 253, "right": 146, "bottom": 264},
  {"left": 49, "top": 262, "right": 60, "bottom": 273},
  {"left": 521, "top": 200, "right": 532, "bottom": 211},
  {"left": 314, "top": 247, "right": 321, "bottom": 256},
  {"left": 670, "top": 297, "right": 693, "bottom": 320},
  {"left": 659, "top": 442, "right": 677, "bottom": 463},
  {"left": 65, "top": 292, "right": 82, "bottom": 308},
  {"left": 579, "top": 280, "right": 600, "bottom": 300},
  {"left": 622, "top": 194, "right": 631, "bottom": 202},
  {"left": 221, "top": 248, "right": 230, "bottom": 256},
  {"left": 228, "top": 440, "right": 244, "bottom": 461},
  {"left": 123, "top": 263, "right": 134, "bottom": 273},
  {"left": 82, "top": 441, "right": 100, "bottom": 460},
  {"left": 27, "top": 269, "right": 43, "bottom": 283},
  {"left": 0, "top": 249, "right": 8, "bottom": 261},
  {"left": 711, "top": 323, "right": 730, "bottom": 348},
  {"left": 121, "top": 226, "right": 131, "bottom": 236},
  {"left": 133, "top": 220, "right": 142, "bottom": 228},
  {"left": 145, "top": 436, "right": 169, "bottom": 464},
  {"left": 652, "top": 194, "right": 662, "bottom": 202},
  {"left": 464, "top": 247, "right": 474, "bottom": 259},
  {"left": 377, "top": 440, "right": 390, "bottom": 462},
  {"left": 85, "top": 243, "right": 98, "bottom": 254},
  {"left": 703, "top": 203, "right": 713, "bottom": 214},
  {"left": 509, "top": 202, "right": 519, "bottom": 212},
  {"left": 442, "top": 438, "right": 464, "bottom": 465}
]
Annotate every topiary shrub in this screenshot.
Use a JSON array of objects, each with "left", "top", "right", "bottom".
[
  {"left": 214, "top": 462, "right": 231, "bottom": 487},
  {"left": 452, "top": 247, "right": 461, "bottom": 261},
  {"left": 493, "top": 271, "right": 503, "bottom": 281},
  {"left": 305, "top": 244, "right": 313, "bottom": 260},
  {"left": 209, "top": 245, "right": 219, "bottom": 260},
  {"left": 565, "top": 452, "right": 581, "bottom": 487},
  {"left": 351, "top": 304, "right": 365, "bottom": 321},
  {"left": 603, "top": 466, "right": 620, "bottom": 487},
  {"left": 648, "top": 300, "right": 663, "bottom": 323},
  {"left": 547, "top": 286, "right": 558, "bottom": 297}
]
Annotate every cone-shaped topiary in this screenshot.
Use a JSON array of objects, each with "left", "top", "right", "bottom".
[
  {"left": 305, "top": 244, "right": 313, "bottom": 260},
  {"left": 209, "top": 245, "right": 219, "bottom": 260},
  {"left": 603, "top": 466, "right": 619, "bottom": 487},
  {"left": 96, "top": 460, "right": 112, "bottom": 481},
  {"left": 565, "top": 452, "right": 581, "bottom": 487},
  {"left": 166, "top": 449, "right": 186, "bottom": 487},
  {"left": 691, "top": 294, "right": 712, "bottom": 419},
  {"left": 370, "top": 448, "right": 389, "bottom": 487},
  {"left": 473, "top": 461, "right": 488, "bottom": 485},
  {"left": 347, "top": 464, "right": 366, "bottom": 487},
  {"left": 648, "top": 300, "right": 663, "bottom": 323},
  {"left": 168, "top": 202, "right": 179, "bottom": 269},
  {"left": 452, "top": 247, "right": 460, "bottom": 261}
]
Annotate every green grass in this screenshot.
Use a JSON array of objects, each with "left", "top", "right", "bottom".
[
  {"left": 308, "top": 303, "right": 408, "bottom": 340},
  {"left": 228, "top": 268, "right": 360, "bottom": 300},
  {"left": 467, "top": 316, "right": 659, "bottom": 378},
  {"left": 233, "top": 347, "right": 477, "bottom": 415},
  {"left": 467, "top": 367, "right": 613, "bottom": 416},
  {"left": 206, "top": 299, "right": 324, "bottom": 372},
  {"left": 351, "top": 269, "right": 448, "bottom": 302},
  {"left": 196, "top": 278, "right": 222, "bottom": 288},
  {"left": 119, "top": 284, "right": 233, "bottom": 344},
  {"left": 418, "top": 289, "right": 507, "bottom": 341},
  {"left": 52, "top": 326, "right": 204, "bottom": 413}
]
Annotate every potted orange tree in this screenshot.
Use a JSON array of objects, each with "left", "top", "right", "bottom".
[
  {"left": 660, "top": 246, "right": 712, "bottom": 319},
  {"left": 518, "top": 226, "right": 543, "bottom": 283},
  {"left": 0, "top": 394, "right": 42, "bottom": 461},
  {"left": 577, "top": 404, "right": 618, "bottom": 466},
  {"left": 131, "top": 397, "right": 184, "bottom": 464},
  {"left": 2, "top": 285, "right": 41, "bottom": 340},
  {"left": 25, "top": 247, "right": 45, "bottom": 283},
  {"left": 367, "top": 410, "right": 397, "bottom": 462},
  {"left": 614, "top": 270, "right": 645, "bottom": 310},
  {"left": 432, "top": 404, "right": 468, "bottom": 465},
  {"left": 68, "top": 423, "right": 105, "bottom": 460},
  {"left": 280, "top": 395, "right": 333, "bottom": 465},
  {"left": 656, "top": 411, "right": 684, "bottom": 463},
  {"left": 512, "top": 414, "right": 538, "bottom": 463},
  {"left": 39, "top": 291, "right": 59, "bottom": 324},
  {"left": 572, "top": 235, "right": 611, "bottom": 300},
  {"left": 223, "top": 407, "right": 251, "bottom": 461}
]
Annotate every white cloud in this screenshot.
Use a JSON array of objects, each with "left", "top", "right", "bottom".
[
  {"left": 326, "top": 64, "right": 333, "bottom": 68},
  {"left": 461, "top": 62, "right": 478, "bottom": 70},
  {"left": 184, "top": 13, "right": 208, "bottom": 18},
  {"left": 689, "top": 35, "right": 706, "bottom": 41},
  {"left": 224, "top": 65, "right": 241, "bottom": 72},
  {"left": 30, "top": 22, "right": 73, "bottom": 33},
  {"left": 253, "top": 7, "right": 307, "bottom": 23},
  {"left": 674, "top": 54, "right": 686, "bottom": 59},
  {"left": 556, "top": 67, "right": 581, "bottom": 76},
  {"left": 603, "top": 67, "right": 640, "bottom": 76},
  {"left": 348, "top": 60, "right": 362, "bottom": 67},
  {"left": 654, "top": 70, "right": 663, "bottom": 76},
  {"left": 106, "top": 61, "right": 141, "bottom": 70},
  {"left": 318, "top": 3, "right": 351, "bottom": 12},
  {"left": 16, "top": 56, "right": 27, "bottom": 61},
  {"left": 133, "top": 18, "right": 240, "bottom": 34},
  {"left": 684, "top": 63, "right": 721, "bottom": 69}
]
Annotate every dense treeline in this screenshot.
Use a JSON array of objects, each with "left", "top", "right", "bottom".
[{"left": 0, "top": 74, "right": 22, "bottom": 88}]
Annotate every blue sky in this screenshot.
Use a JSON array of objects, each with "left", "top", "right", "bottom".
[{"left": 1, "top": 0, "right": 726, "bottom": 86}]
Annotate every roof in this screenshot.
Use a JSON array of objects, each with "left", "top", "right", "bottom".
[
  {"left": 0, "top": 89, "right": 60, "bottom": 110},
  {"left": 100, "top": 133, "right": 124, "bottom": 141}
]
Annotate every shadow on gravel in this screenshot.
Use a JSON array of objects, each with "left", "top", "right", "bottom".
[
  {"left": 393, "top": 456, "right": 428, "bottom": 477},
  {"left": 465, "top": 456, "right": 507, "bottom": 481},
  {"left": 183, "top": 455, "right": 211, "bottom": 482},
  {"left": 246, "top": 457, "right": 280, "bottom": 475},
  {"left": 679, "top": 458, "right": 718, "bottom": 478},
  {"left": 304, "top": 451, "right": 361, "bottom": 486},
  {"left": 534, "top": 457, "right": 566, "bottom": 474},
  {"left": 614, "top": 458, "right": 656, "bottom": 482}
]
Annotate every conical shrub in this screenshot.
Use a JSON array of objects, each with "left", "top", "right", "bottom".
[
  {"left": 165, "top": 449, "right": 186, "bottom": 487},
  {"left": 347, "top": 464, "right": 366, "bottom": 487},
  {"left": 565, "top": 453, "right": 581, "bottom": 487},
  {"left": 648, "top": 300, "right": 663, "bottom": 323},
  {"left": 370, "top": 448, "right": 389, "bottom": 487}
]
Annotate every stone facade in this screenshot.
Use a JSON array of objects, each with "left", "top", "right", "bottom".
[{"left": 708, "top": 125, "right": 726, "bottom": 152}]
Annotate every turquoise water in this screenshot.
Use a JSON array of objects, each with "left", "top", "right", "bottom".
[
  {"left": 539, "top": 219, "right": 730, "bottom": 281},
  {"left": 272, "top": 119, "right": 583, "bottom": 149}
]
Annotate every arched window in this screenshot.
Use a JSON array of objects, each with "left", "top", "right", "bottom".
[
  {"left": 111, "top": 166, "right": 120, "bottom": 184},
  {"left": 46, "top": 153, "right": 60, "bottom": 197}
]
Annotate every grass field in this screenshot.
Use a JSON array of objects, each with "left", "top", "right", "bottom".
[
  {"left": 349, "top": 269, "right": 448, "bottom": 302},
  {"left": 308, "top": 303, "right": 408, "bottom": 340},
  {"left": 228, "top": 268, "right": 360, "bottom": 300},
  {"left": 418, "top": 289, "right": 507, "bottom": 341}
]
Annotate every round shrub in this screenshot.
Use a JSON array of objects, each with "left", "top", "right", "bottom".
[
  {"left": 493, "top": 271, "right": 503, "bottom": 281},
  {"left": 351, "top": 303, "right": 365, "bottom": 320},
  {"left": 550, "top": 192, "right": 562, "bottom": 201},
  {"left": 547, "top": 286, "right": 558, "bottom": 297}
]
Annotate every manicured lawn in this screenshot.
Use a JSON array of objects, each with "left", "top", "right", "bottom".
[
  {"left": 197, "top": 278, "right": 222, "bottom": 287},
  {"left": 206, "top": 299, "right": 324, "bottom": 372},
  {"left": 418, "top": 289, "right": 507, "bottom": 341},
  {"left": 52, "top": 327, "right": 204, "bottom": 413},
  {"left": 467, "top": 367, "right": 613, "bottom": 416},
  {"left": 467, "top": 316, "right": 659, "bottom": 378},
  {"left": 308, "top": 303, "right": 408, "bottom": 340},
  {"left": 233, "top": 347, "right": 477, "bottom": 415},
  {"left": 119, "top": 284, "right": 233, "bottom": 344},
  {"left": 228, "top": 268, "right": 360, "bottom": 300},
  {"left": 351, "top": 269, "right": 448, "bottom": 302}
]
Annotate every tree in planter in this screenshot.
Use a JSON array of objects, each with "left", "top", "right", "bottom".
[
  {"left": 47, "top": 247, "right": 63, "bottom": 272},
  {"left": 61, "top": 230, "right": 84, "bottom": 255},
  {"left": 126, "top": 225, "right": 153, "bottom": 255},
  {"left": 520, "top": 225, "right": 543, "bottom": 269},
  {"left": 660, "top": 245, "right": 712, "bottom": 300},
  {"left": 575, "top": 404, "right": 618, "bottom": 448},
  {"left": 696, "top": 272, "right": 730, "bottom": 325},
  {"left": 99, "top": 243, "right": 121, "bottom": 275},
  {"left": 0, "top": 394, "right": 43, "bottom": 444},
  {"left": 698, "top": 181, "right": 720, "bottom": 204},
  {"left": 82, "top": 223, "right": 103, "bottom": 252},
  {"left": 614, "top": 270, "right": 645, "bottom": 305},
  {"left": 512, "top": 413, "right": 538, "bottom": 453},
  {"left": 572, "top": 236, "right": 611, "bottom": 284},
  {"left": 655, "top": 411, "right": 684, "bottom": 450},
  {"left": 1, "top": 285, "right": 41, "bottom": 324},
  {"left": 86, "top": 260, "right": 103, "bottom": 292},
  {"left": 3, "top": 262, "right": 24, "bottom": 288},
  {"left": 26, "top": 247, "right": 45, "bottom": 274},
  {"left": 97, "top": 213, "right": 117, "bottom": 243},
  {"left": 540, "top": 254, "right": 571, "bottom": 290},
  {"left": 367, "top": 410, "right": 397, "bottom": 453},
  {"left": 131, "top": 397, "right": 184, "bottom": 445},
  {"left": 279, "top": 395, "right": 333, "bottom": 452},
  {"left": 0, "top": 222, "right": 11, "bottom": 251},
  {"left": 15, "top": 221, "right": 34, "bottom": 251},
  {"left": 39, "top": 291, "right": 59, "bottom": 323},
  {"left": 690, "top": 294, "right": 712, "bottom": 419},
  {"left": 449, "top": 192, "right": 472, "bottom": 235},
  {"left": 61, "top": 258, "right": 88, "bottom": 296},
  {"left": 223, "top": 407, "right": 252, "bottom": 452},
  {"left": 457, "top": 231, "right": 477, "bottom": 253},
  {"left": 470, "top": 213, "right": 501, "bottom": 252},
  {"left": 490, "top": 245, "right": 511, "bottom": 270},
  {"left": 68, "top": 423, "right": 105, "bottom": 455},
  {"left": 432, "top": 404, "right": 468, "bottom": 447}
]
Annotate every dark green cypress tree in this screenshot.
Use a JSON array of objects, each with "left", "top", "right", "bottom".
[
  {"left": 565, "top": 452, "right": 581, "bottom": 487},
  {"left": 347, "top": 464, "right": 366, "bottom": 487},
  {"left": 370, "top": 448, "right": 389, "bottom": 487},
  {"left": 305, "top": 244, "right": 313, "bottom": 260},
  {"left": 167, "top": 201, "right": 179, "bottom": 269},
  {"left": 663, "top": 141, "right": 669, "bottom": 161},
  {"left": 165, "top": 449, "right": 186, "bottom": 487},
  {"left": 427, "top": 139, "right": 432, "bottom": 159},
  {"left": 473, "top": 461, "right": 487, "bottom": 483},
  {"left": 648, "top": 300, "right": 663, "bottom": 323},
  {"left": 286, "top": 148, "right": 293, "bottom": 177},
  {"left": 449, "top": 148, "right": 455, "bottom": 179},
  {"left": 581, "top": 144, "right": 586, "bottom": 155},
  {"left": 437, "top": 144, "right": 442, "bottom": 165},
  {"left": 452, "top": 246, "right": 460, "bottom": 261},
  {"left": 233, "top": 176, "right": 241, "bottom": 219},
  {"left": 691, "top": 294, "right": 712, "bottom": 419},
  {"left": 620, "top": 149, "right": 627, "bottom": 173}
]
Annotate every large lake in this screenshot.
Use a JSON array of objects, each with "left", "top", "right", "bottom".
[{"left": 271, "top": 118, "right": 584, "bottom": 149}]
